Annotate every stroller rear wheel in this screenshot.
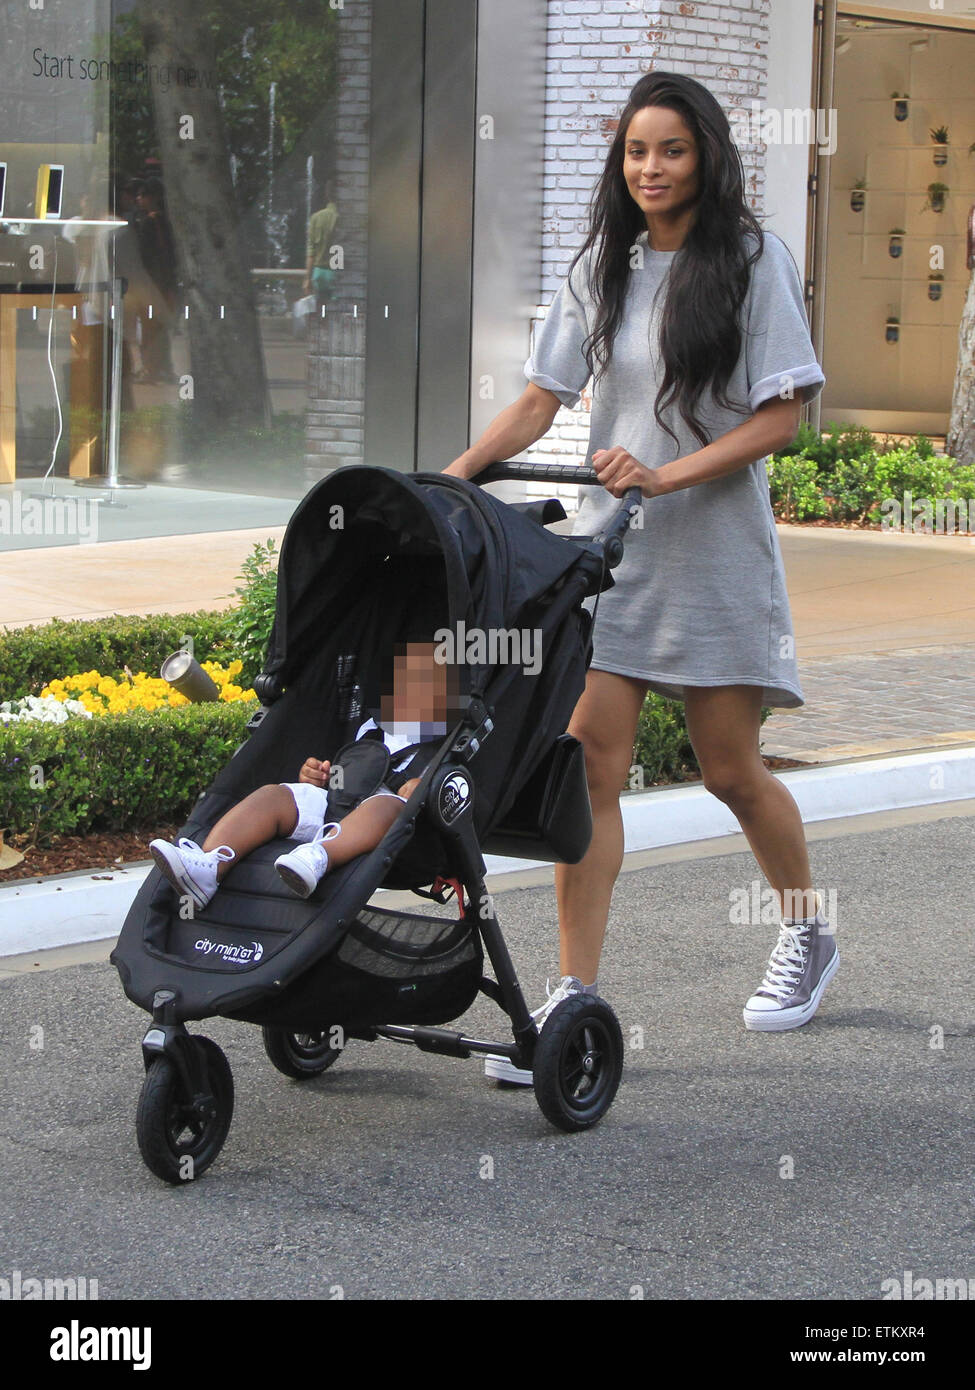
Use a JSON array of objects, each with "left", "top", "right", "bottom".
[
  {"left": 136, "top": 1036, "right": 234, "bottom": 1184},
  {"left": 532, "top": 995, "right": 623, "bottom": 1132},
  {"left": 261, "top": 1026, "right": 345, "bottom": 1078}
]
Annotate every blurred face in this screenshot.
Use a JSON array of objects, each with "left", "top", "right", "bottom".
[
  {"left": 380, "top": 641, "right": 454, "bottom": 729},
  {"left": 622, "top": 105, "right": 700, "bottom": 234}
]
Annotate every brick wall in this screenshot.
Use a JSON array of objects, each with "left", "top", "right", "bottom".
[{"left": 527, "top": 0, "right": 770, "bottom": 483}]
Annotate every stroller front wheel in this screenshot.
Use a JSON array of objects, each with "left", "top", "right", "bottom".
[
  {"left": 532, "top": 995, "right": 623, "bottom": 1132},
  {"left": 136, "top": 1036, "right": 234, "bottom": 1184},
  {"left": 261, "top": 1026, "right": 345, "bottom": 1078}
]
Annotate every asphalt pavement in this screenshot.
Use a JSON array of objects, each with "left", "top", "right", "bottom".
[{"left": 1, "top": 799, "right": 972, "bottom": 1301}]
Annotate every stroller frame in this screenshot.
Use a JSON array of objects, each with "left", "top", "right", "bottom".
[{"left": 124, "top": 462, "right": 640, "bottom": 1181}]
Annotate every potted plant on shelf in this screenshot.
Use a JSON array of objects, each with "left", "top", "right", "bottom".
[
  {"left": 928, "top": 271, "right": 944, "bottom": 301},
  {"left": 891, "top": 92, "right": 909, "bottom": 122},
  {"left": 924, "top": 182, "right": 948, "bottom": 213},
  {"left": 850, "top": 177, "right": 867, "bottom": 212},
  {"left": 888, "top": 227, "right": 905, "bottom": 258},
  {"left": 930, "top": 126, "right": 949, "bottom": 166},
  {"left": 885, "top": 313, "right": 900, "bottom": 344}
]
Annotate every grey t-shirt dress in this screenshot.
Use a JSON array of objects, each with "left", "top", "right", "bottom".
[{"left": 524, "top": 229, "right": 825, "bottom": 708}]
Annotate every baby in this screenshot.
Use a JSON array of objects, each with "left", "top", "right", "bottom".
[{"left": 149, "top": 640, "right": 458, "bottom": 911}]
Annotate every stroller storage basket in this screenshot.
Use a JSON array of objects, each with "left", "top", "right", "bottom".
[{"left": 224, "top": 904, "right": 483, "bottom": 1033}]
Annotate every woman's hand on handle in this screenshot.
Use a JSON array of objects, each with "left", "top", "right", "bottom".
[{"left": 592, "top": 446, "right": 663, "bottom": 499}]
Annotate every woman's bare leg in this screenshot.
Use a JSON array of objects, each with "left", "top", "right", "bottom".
[
  {"left": 554, "top": 670, "right": 650, "bottom": 983},
  {"left": 682, "top": 685, "right": 817, "bottom": 920}
]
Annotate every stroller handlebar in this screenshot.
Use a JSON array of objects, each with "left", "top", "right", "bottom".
[
  {"left": 473, "top": 460, "right": 641, "bottom": 569},
  {"left": 476, "top": 460, "right": 599, "bottom": 487}
]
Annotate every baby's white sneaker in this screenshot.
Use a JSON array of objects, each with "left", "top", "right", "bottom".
[
  {"left": 275, "top": 822, "right": 342, "bottom": 897},
  {"left": 149, "top": 837, "right": 235, "bottom": 911}
]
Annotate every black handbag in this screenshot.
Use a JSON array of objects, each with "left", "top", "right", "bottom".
[{"left": 483, "top": 733, "right": 593, "bottom": 864}]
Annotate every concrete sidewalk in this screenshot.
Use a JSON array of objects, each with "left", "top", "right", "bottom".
[
  {"left": 761, "top": 527, "right": 975, "bottom": 759},
  {"left": 3, "top": 517, "right": 974, "bottom": 764},
  {"left": 0, "top": 525, "right": 288, "bottom": 629}
]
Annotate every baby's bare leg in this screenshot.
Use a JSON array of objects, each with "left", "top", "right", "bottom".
[
  {"left": 202, "top": 786, "right": 299, "bottom": 877},
  {"left": 323, "top": 783, "right": 419, "bottom": 868}
]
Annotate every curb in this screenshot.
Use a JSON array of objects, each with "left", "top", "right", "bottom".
[{"left": 2, "top": 746, "right": 974, "bottom": 959}]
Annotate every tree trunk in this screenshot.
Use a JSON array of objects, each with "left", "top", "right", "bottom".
[
  {"left": 947, "top": 261, "right": 975, "bottom": 464},
  {"left": 136, "top": 1, "right": 269, "bottom": 430}
]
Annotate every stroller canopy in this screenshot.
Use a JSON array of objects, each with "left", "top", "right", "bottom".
[{"left": 262, "top": 466, "right": 607, "bottom": 705}]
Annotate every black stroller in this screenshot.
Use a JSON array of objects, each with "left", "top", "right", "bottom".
[{"left": 111, "top": 461, "right": 639, "bottom": 1182}]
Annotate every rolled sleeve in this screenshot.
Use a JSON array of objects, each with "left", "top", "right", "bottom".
[
  {"left": 524, "top": 261, "right": 592, "bottom": 409},
  {"left": 744, "top": 233, "right": 825, "bottom": 413}
]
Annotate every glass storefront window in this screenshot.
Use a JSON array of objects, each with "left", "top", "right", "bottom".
[
  {"left": 1, "top": 0, "right": 379, "bottom": 537},
  {"left": 1, "top": 0, "right": 546, "bottom": 550}
]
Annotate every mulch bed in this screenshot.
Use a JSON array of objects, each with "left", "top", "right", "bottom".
[
  {"left": 1, "top": 824, "right": 180, "bottom": 885},
  {"left": 0, "top": 754, "right": 806, "bottom": 884}
]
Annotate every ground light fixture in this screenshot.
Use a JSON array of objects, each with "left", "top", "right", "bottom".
[{"left": 160, "top": 651, "right": 220, "bottom": 702}]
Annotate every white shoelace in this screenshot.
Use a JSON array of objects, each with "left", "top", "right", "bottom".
[
  {"left": 756, "top": 923, "right": 811, "bottom": 1002},
  {"left": 180, "top": 838, "right": 235, "bottom": 866},
  {"left": 531, "top": 977, "right": 580, "bottom": 1023}
]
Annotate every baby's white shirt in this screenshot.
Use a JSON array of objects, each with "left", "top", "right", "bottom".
[{"left": 355, "top": 716, "right": 445, "bottom": 773}]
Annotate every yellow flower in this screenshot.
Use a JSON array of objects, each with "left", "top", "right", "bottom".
[{"left": 39, "top": 661, "right": 255, "bottom": 716}]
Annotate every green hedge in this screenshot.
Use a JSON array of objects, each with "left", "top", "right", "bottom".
[
  {"left": 769, "top": 424, "right": 975, "bottom": 524},
  {"left": 0, "top": 611, "right": 234, "bottom": 705},
  {"left": 630, "top": 694, "right": 774, "bottom": 786},
  {"left": 1, "top": 702, "right": 252, "bottom": 843},
  {"left": 632, "top": 693, "right": 698, "bottom": 784}
]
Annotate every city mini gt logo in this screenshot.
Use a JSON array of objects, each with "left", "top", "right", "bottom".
[
  {"left": 438, "top": 771, "right": 471, "bottom": 825},
  {"left": 194, "top": 937, "right": 265, "bottom": 965}
]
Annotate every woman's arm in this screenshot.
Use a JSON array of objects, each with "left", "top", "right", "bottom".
[
  {"left": 592, "top": 394, "right": 802, "bottom": 498},
  {"left": 443, "top": 383, "right": 564, "bottom": 480}
]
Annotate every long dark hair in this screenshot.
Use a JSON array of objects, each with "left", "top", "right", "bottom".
[{"left": 569, "top": 72, "right": 764, "bottom": 449}]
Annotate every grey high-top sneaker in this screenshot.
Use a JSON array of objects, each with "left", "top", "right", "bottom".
[{"left": 743, "top": 917, "right": 839, "bottom": 1032}]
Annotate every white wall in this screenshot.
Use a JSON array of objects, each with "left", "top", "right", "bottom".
[{"left": 764, "top": 0, "right": 818, "bottom": 269}]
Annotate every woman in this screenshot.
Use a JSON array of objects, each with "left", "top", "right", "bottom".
[{"left": 444, "top": 72, "right": 837, "bottom": 1081}]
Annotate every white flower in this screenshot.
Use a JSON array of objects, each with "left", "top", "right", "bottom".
[{"left": 0, "top": 694, "right": 92, "bottom": 724}]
